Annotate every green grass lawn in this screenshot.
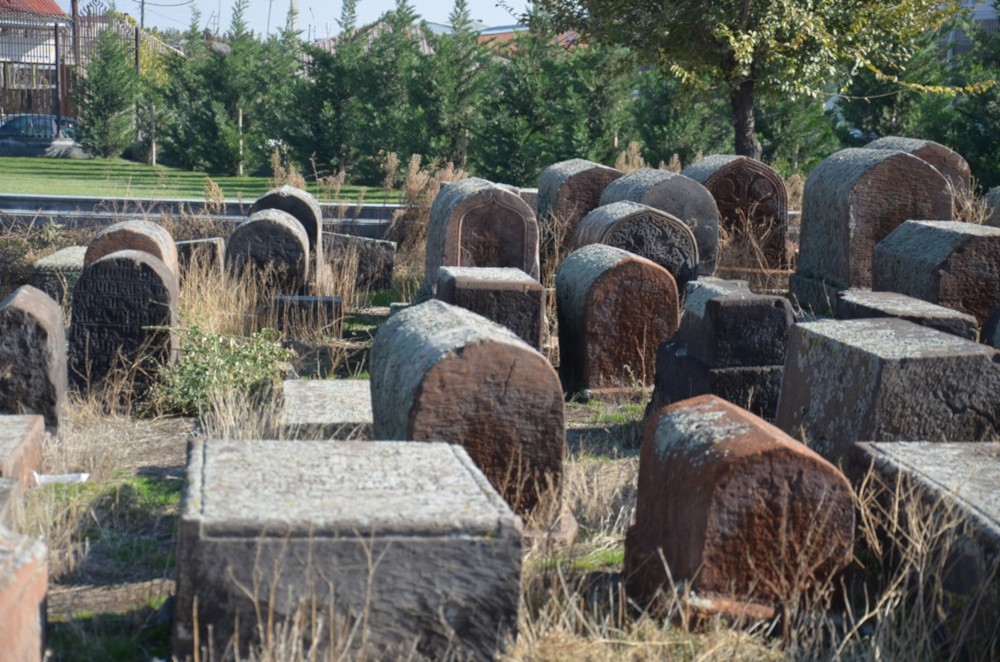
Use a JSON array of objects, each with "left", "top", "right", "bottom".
[{"left": 0, "top": 157, "right": 387, "bottom": 202}]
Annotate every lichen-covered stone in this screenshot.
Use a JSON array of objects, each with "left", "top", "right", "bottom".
[
  {"left": 436, "top": 267, "right": 546, "bottom": 350},
  {"left": 277, "top": 378, "right": 372, "bottom": 440},
  {"left": 84, "top": 220, "right": 179, "bottom": 284},
  {"left": 986, "top": 187, "right": 1000, "bottom": 228},
  {"left": 865, "top": 136, "right": 971, "bottom": 193},
  {"left": 324, "top": 232, "right": 396, "bottom": 292},
  {"left": 225, "top": 208, "right": 310, "bottom": 293},
  {"left": 537, "top": 159, "right": 624, "bottom": 261},
  {"left": 249, "top": 185, "right": 324, "bottom": 253},
  {"left": 837, "top": 289, "right": 978, "bottom": 340},
  {"left": 0, "top": 525, "right": 47, "bottom": 662},
  {"left": 0, "top": 415, "right": 44, "bottom": 491},
  {"left": 29, "top": 245, "right": 85, "bottom": 308}
]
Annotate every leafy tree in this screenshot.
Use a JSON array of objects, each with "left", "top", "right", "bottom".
[
  {"left": 74, "top": 27, "right": 140, "bottom": 157},
  {"left": 537, "top": 0, "right": 963, "bottom": 159}
]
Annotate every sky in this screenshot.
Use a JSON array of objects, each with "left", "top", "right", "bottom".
[{"left": 56, "top": 1, "right": 531, "bottom": 41}]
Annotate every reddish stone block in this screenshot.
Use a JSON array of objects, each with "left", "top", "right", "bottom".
[
  {"left": 436, "top": 267, "right": 546, "bottom": 350},
  {"left": 84, "top": 220, "right": 179, "bottom": 284},
  {"left": 0, "top": 415, "right": 44, "bottom": 491},
  {"left": 537, "top": 158, "right": 624, "bottom": 262},
  {"left": 0, "top": 526, "right": 47, "bottom": 662}
]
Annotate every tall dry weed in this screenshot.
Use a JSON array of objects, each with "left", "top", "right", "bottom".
[
  {"left": 953, "top": 180, "right": 990, "bottom": 225},
  {"left": 613, "top": 141, "right": 647, "bottom": 173},
  {"left": 269, "top": 146, "right": 307, "bottom": 190}
]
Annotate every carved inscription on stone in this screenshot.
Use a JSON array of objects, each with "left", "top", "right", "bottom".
[
  {"left": 706, "top": 162, "right": 788, "bottom": 267},
  {"left": 605, "top": 214, "right": 699, "bottom": 290},
  {"left": 457, "top": 204, "right": 528, "bottom": 270}
]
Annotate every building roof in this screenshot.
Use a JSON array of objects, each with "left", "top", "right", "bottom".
[{"left": 0, "top": 0, "right": 66, "bottom": 17}]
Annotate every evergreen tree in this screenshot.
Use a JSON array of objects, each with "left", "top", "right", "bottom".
[{"left": 74, "top": 27, "right": 140, "bottom": 157}]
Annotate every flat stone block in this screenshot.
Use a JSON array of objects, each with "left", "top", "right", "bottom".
[
  {"left": 278, "top": 379, "right": 372, "bottom": 439},
  {"left": 0, "top": 415, "right": 44, "bottom": 491},
  {"left": 789, "top": 272, "right": 842, "bottom": 317},
  {"left": 436, "top": 266, "right": 545, "bottom": 350},
  {"left": 173, "top": 439, "right": 521, "bottom": 661},
  {"left": 324, "top": 232, "right": 396, "bottom": 292},
  {"left": 776, "top": 318, "right": 1000, "bottom": 464},
  {"left": 175, "top": 238, "right": 225, "bottom": 280},
  {"left": 29, "top": 245, "right": 86, "bottom": 308},
  {"left": 0, "top": 525, "right": 47, "bottom": 662},
  {"left": 837, "top": 289, "right": 978, "bottom": 340},
  {"left": 272, "top": 294, "right": 342, "bottom": 336}
]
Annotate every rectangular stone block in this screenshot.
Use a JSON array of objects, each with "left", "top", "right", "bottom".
[
  {"left": 0, "top": 526, "right": 47, "bottom": 662},
  {"left": 837, "top": 289, "right": 978, "bottom": 340},
  {"left": 0, "top": 415, "right": 44, "bottom": 491},
  {"left": 277, "top": 379, "right": 373, "bottom": 440},
  {"left": 324, "top": 232, "right": 396, "bottom": 292},
  {"left": 175, "top": 237, "right": 225, "bottom": 280},
  {"left": 30, "top": 245, "right": 86, "bottom": 308},
  {"left": 789, "top": 271, "right": 842, "bottom": 317},
  {"left": 272, "top": 294, "right": 342, "bottom": 336},
  {"left": 173, "top": 439, "right": 521, "bottom": 661}
]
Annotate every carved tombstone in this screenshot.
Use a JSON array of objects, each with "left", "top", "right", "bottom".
[
  {"left": 600, "top": 168, "right": 720, "bottom": 275},
  {"left": 225, "top": 209, "right": 310, "bottom": 293},
  {"left": 84, "top": 220, "right": 180, "bottom": 284},
  {"left": 791, "top": 148, "right": 953, "bottom": 314},
  {"left": 537, "top": 159, "right": 624, "bottom": 263},
  {"left": 0, "top": 286, "right": 67, "bottom": 430},
  {"left": 866, "top": 136, "right": 971, "bottom": 193},
  {"left": 249, "top": 185, "right": 324, "bottom": 258},
  {"left": 556, "top": 244, "right": 680, "bottom": 394},
  {"left": 422, "top": 178, "right": 539, "bottom": 298},
  {"left": 682, "top": 155, "right": 789, "bottom": 268},
  {"left": 68, "top": 250, "right": 178, "bottom": 395},
  {"left": 574, "top": 201, "right": 700, "bottom": 293}
]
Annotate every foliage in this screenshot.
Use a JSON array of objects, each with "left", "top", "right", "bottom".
[{"left": 74, "top": 27, "right": 140, "bottom": 157}]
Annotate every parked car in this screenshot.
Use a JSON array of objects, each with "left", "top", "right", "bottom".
[{"left": 0, "top": 114, "right": 78, "bottom": 140}]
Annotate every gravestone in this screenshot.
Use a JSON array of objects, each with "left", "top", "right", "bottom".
[
  {"left": 556, "top": 244, "right": 679, "bottom": 394},
  {"left": 682, "top": 155, "right": 789, "bottom": 268},
  {"left": 776, "top": 318, "right": 1000, "bottom": 464},
  {"left": 436, "top": 267, "right": 546, "bottom": 350},
  {"left": 791, "top": 148, "right": 953, "bottom": 314},
  {"left": 0, "top": 525, "right": 47, "bottom": 662},
  {"left": 173, "top": 439, "right": 520, "bottom": 661},
  {"left": 277, "top": 379, "right": 372, "bottom": 440},
  {"left": 422, "top": 178, "right": 539, "bottom": 298},
  {"left": 68, "top": 250, "right": 179, "bottom": 394},
  {"left": 574, "top": 201, "right": 700, "bottom": 293},
  {"left": 272, "top": 294, "right": 342, "bottom": 336},
  {"left": 518, "top": 187, "right": 539, "bottom": 212},
  {"left": 865, "top": 136, "right": 972, "bottom": 193},
  {"left": 249, "top": 185, "right": 324, "bottom": 257},
  {"left": 837, "top": 289, "right": 978, "bottom": 340},
  {"left": 175, "top": 237, "right": 225, "bottom": 281},
  {"left": 225, "top": 209, "right": 310, "bottom": 293},
  {"left": 986, "top": 187, "right": 1000, "bottom": 227},
  {"left": 649, "top": 278, "right": 793, "bottom": 420},
  {"left": 874, "top": 220, "right": 1000, "bottom": 325},
  {"left": 537, "top": 159, "right": 624, "bottom": 262},
  {"left": 627, "top": 396, "right": 854, "bottom": 616},
  {"left": 324, "top": 232, "right": 396, "bottom": 292},
  {"left": 0, "top": 415, "right": 44, "bottom": 492},
  {"left": 29, "top": 245, "right": 86, "bottom": 308},
  {"left": 370, "top": 300, "right": 564, "bottom": 516},
  {"left": 84, "top": 220, "right": 180, "bottom": 284},
  {"left": 599, "top": 168, "right": 720, "bottom": 275},
  {"left": 0, "top": 286, "right": 67, "bottom": 430}
]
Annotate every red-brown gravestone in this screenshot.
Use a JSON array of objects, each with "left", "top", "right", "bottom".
[
  {"left": 84, "top": 220, "right": 180, "bottom": 285},
  {"left": 626, "top": 395, "right": 854, "bottom": 615},
  {"left": 556, "top": 244, "right": 679, "bottom": 394},
  {"left": 0, "top": 525, "right": 47, "bottom": 662},
  {"left": 0, "top": 415, "right": 44, "bottom": 493},
  {"left": 791, "top": 148, "right": 953, "bottom": 315},
  {"left": 599, "top": 168, "right": 720, "bottom": 275},
  {"left": 422, "top": 178, "right": 539, "bottom": 299},
  {"left": 537, "top": 159, "right": 624, "bottom": 264},
  {"left": 574, "top": 201, "right": 700, "bottom": 293},
  {"left": 369, "top": 299, "right": 564, "bottom": 517},
  {"left": 68, "top": 250, "right": 179, "bottom": 395},
  {"left": 225, "top": 208, "right": 310, "bottom": 293},
  {"left": 249, "top": 185, "right": 325, "bottom": 282},
  {"left": 866, "top": 136, "right": 971, "bottom": 193},
  {"left": 874, "top": 220, "right": 1000, "bottom": 326},
  {"left": 682, "top": 155, "right": 789, "bottom": 268},
  {"left": 0, "top": 286, "right": 67, "bottom": 431}
]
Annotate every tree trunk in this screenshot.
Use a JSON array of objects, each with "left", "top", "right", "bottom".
[{"left": 731, "top": 78, "right": 762, "bottom": 160}]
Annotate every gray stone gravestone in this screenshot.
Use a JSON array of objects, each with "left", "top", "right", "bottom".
[
  {"left": 84, "top": 220, "right": 180, "bottom": 284},
  {"left": 324, "top": 232, "right": 396, "bottom": 293},
  {"left": 865, "top": 136, "right": 972, "bottom": 193},
  {"left": 537, "top": 159, "right": 624, "bottom": 264},
  {"left": 225, "top": 208, "right": 310, "bottom": 293},
  {"left": 837, "top": 289, "right": 978, "bottom": 340},
  {"left": 175, "top": 237, "right": 225, "bottom": 282},
  {"left": 29, "top": 246, "right": 86, "bottom": 309}
]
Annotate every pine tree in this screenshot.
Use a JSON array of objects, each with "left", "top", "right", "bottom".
[{"left": 74, "top": 27, "right": 139, "bottom": 157}]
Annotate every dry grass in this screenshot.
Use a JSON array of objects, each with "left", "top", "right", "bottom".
[
  {"left": 953, "top": 180, "right": 990, "bottom": 225},
  {"left": 613, "top": 141, "right": 647, "bottom": 173},
  {"left": 269, "top": 146, "right": 307, "bottom": 191}
]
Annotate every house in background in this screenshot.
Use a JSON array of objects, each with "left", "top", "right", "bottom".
[{"left": 0, "top": 0, "right": 71, "bottom": 119}]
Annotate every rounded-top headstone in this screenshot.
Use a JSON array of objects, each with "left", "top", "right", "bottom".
[
  {"left": 865, "top": 136, "right": 971, "bottom": 193},
  {"left": 537, "top": 159, "right": 624, "bottom": 259},
  {"left": 225, "top": 208, "right": 310, "bottom": 292},
  {"left": 248, "top": 185, "right": 324, "bottom": 254},
  {"left": 985, "top": 187, "right": 1000, "bottom": 228},
  {"left": 600, "top": 168, "right": 720, "bottom": 274},
  {"left": 84, "top": 220, "right": 179, "bottom": 284},
  {"left": 574, "top": 201, "right": 699, "bottom": 293}
]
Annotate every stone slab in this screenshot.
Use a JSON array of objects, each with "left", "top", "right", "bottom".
[
  {"left": 278, "top": 379, "right": 373, "bottom": 440},
  {"left": 837, "top": 289, "right": 978, "bottom": 340},
  {"left": 0, "top": 415, "right": 44, "bottom": 491},
  {"left": 272, "top": 294, "right": 342, "bottom": 336},
  {"left": 0, "top": 525, "right": 47, "bottom": 662},
  {"left": 175, "top": 237, "right": 225, "bottom": 280},
  {"left": 29, "top": 245, "right": 86, "bottom": 308},
  {"left": 173, "top": 439, "right": 521, "bottom": 661},
  {"left": 986, "top": 186, "right": 1000, "bottom": 228},
  {"left": 324, "top": 232, "right": 396, "bottom": 293}
]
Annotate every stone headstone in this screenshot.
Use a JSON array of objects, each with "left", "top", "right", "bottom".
[
  {"left": 791, "top": 148, "right": 953, "bottom": 314},
  {"left": 277, "top": 379, "right": 372, "bottom": 440},
  {"left": 422, "top": 178, "right": 539, "bottom": 299},
  {"left": 225, "top": 209, "right": 310, "bottom": 293},
  {"left": 175, "top": 237, "right": 225, "bottom": 282},
  {"left": 272, "top": 294, "right": 342, "bottom": 336},
  {"left": 370, "top": 300, "right": 564, "bottom": 516},
  {"left": 776, "top": 318, "right": 1000, "bottom": 464},
  {"left": 436, "top": 267, "right": 546, "bottom": 350},
  {"left": 627, "top": 396, "right": 854, "bottom": 615},
  {"left": 682, "top": 155, "right": 788, "bottom": 268},
  {"left": 173, "top": 439, "right": 520, "bottom": 661},
  {"left": 865, "top": 136, "right": 972, "bottom": 193},
  {"left": 874, "top": 220, "right": 1000, "bottom": 325},
  {"left": 599, "top": 168, "right": 720, "bottom": 275},
  {"left": 0, "top": 525, "right": 47, "bottom": 662},
  {"left": 0, "top": 415, "right": 43, "bottom": 491},
  {"left": 29, "top": 246, "right": 86, "bottom": 308},
  {"left": 518, "top": 187, "right": 539, "bottom": 212},
  {"left": 84, "top": 220, "right": 180, "bottom": 284},
  {"left": 837, "top": 289, "right": 978, "bottom": 340},
  {"left": 249, "top": 185, "right": 324, "bottom": 256},
  {"left": 0, "top": 286, "right": 67, "bottom": 430},
  {"left": 68, "top": 250, "right": 179, "bottom": 394},
  {"left": 556, "top": 244, "right": 679, "bottom": 394},
  {"left": 574, "top": 201, "right": 700, "bottom": 293},
  {"left": 537, "top": 159, "right": 624, "bottom": 262},
  {"left": 324, "top": 232, "right": 396, "bottom": 292},
  {"left": 986, "top": 187, "right": 1000, "bottom": 228}
]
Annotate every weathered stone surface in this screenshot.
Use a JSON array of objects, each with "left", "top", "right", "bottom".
[
  {"left": 225, "top": 208, "right": 310, "bottom": 293},
  {"left": 173, "top": 439, "right": 520, "bottom": 661},
  {"left": 682, "top": 155, "right": 789, "bottom": 268},
  {"left": 776, "top": 318, "right": 1000, "bottom": 464},
  {"left": 792, "top": 148, "right": 953, "bottom": 314},
  {"left": 175, "top": 237, "right": 225, "bottom": 281},
  {"left": 600, "top": 168, "right": 720, "bottom": 275},
  {"left": 0, "top": 415, "right": 43, "bottom": 491},
  {"left": 626, "top": 396, "right": 854, "bottom": 612},
  {"left": 874, "top": 220, "right": 1000, "bottom": 325},
  {"left": 436, "top": 267, "right": 546, "bottom": 350},
  {"left": 423, "top": 178, "right": 539, "bottom": 298},
  {"left": 518, "top": 187, "right": 539, "bottom": 212},
  {"left": 272, "top": 294, "right": 342, "bottom": 336},
  {"left": 249, "top": 185, "right": 324, "bottom": 255},
  {"left": 837, "top": 289, "right": 978, "bottom": 340},
  {"left": 865, "top": 136, "right": 972, "bottom": 193},
  {"left": 0, "top": 286, "right": 67, "bottom": 429},
  {"left": 537, "top": 159, "right": 624, "bottom": 260},
  {"left": 986, "top": 187, "right": 1000, "bottom": 228},
  {"left": 557, "top": 244, "right": 680, "bottom": 393},
  {"left": 574, "top": 201, "right": 700, "bottom": 292},
  {"left": 68, "top": 250, "right": 179, "bottom": 394},
  {"left": 277, "top": 379, "right": 372, "bottom": 440},
  {"left": 29, "top": 245, "right": 85, "bottom": 308},
  {"left": 84, "top": 220, "right": 180, "bottom": 284},
  {"left": 0, "top": 526, "right": 47, "bottom": 662},
  {"left": 324, "top": 232, "right": 396, "bottom": 292},
  {"left": 370, "top": 300, "right": 564, "bottom": 516}
]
